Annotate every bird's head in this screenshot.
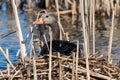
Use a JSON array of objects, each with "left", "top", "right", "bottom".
[{"left": 33, "top": 13, "right": 57, "bottom": 25}]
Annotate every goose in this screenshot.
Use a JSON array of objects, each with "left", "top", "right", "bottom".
[{"left": 33, "top": 13, "right": 81, "bottom": 56}]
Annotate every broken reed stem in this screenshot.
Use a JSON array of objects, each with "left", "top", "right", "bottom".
[
  {"left": 11, "top": 68, "right": 22, "bottom": 80},
  {"left": 72, "top": 0, "right": 76, "bottom": 24},
  {"left": 46, "top": 0, "right": 49, "bottom": 9},
  {"left": 6, "top": 49, "right": 10, "bottom": 76},
  {"left": 72, "top": 52, "right": 75, "bottom": 80},
  {"left": 92, "top": 0, "right": 95, "bottom": 55},
  {"left": 58, "top": 53, "right": 62, "bottom": 80},
  {"left": 75, "top": 40, "right": 79, "bottom": 79},
  {"left": 0, "top": 47, "right": 14, "bottom": 69},
  {"left": 11, "top": 0, "right": 27, "bottom": 60},
  {"left": 107, "top": 9, "right": 115, "bottom": 63},
  {"left": 28, "top": 0, "right": 32, "bottom": 9},
  {"left": 0, "top": 71, "right": 4, "bottom": 78},
  {"left": 80, "top": 0, "right": 90, "bottom": 79},
  {"left": 33, "top": 59, "right": 37, "bottom": 80},
  {"left": 49, "top": 30, "right": 52, "bottom": 80},
  {"left": 65, "top": 32, "right": 69, "bottom": 41}
]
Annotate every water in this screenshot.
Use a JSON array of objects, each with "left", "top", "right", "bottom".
[{"left": 0, "top": 8, "right": 32, "bottom": 70}]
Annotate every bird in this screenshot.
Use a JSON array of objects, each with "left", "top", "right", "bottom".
[
  {"left": 33, "top": 13, "right": 81, "bottom": 56},
  {"left": 40, "top": 40, "right": 81, "bottom": 56},
  {"left": 33, "top": 13, "right": 60, "bottom": 40}
]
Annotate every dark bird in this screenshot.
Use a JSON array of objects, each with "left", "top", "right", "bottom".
[{"left": 40, "top": 40, "right": 81, "bottom": 56}]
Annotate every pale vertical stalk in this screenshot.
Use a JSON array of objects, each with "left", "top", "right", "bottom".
[
  {"left": 55, "top": 0, "right": 61, "bottom": 39},
  {"left": 59, "top": 62, "right": 62, "bottom": 80},
  {"left": 11, "top": 0, "right": 27, "bottom": 60},
  {"left": 72, "top": 52, "right": 75, "bottom": 80},
  {"left": 80, "top": 0, "right": 90, "bottom": 79},
  {"left": 95, "top": 0, "right": 100, "bottom": 11},
  {"left": 72, "top": 0, "right": 76, "bottom": 24},
  {"left": 89, "top": 0, "right": 92, "bottom": 36},
  {"left": 28, "top": 0, "right": 32, "bottom": 9},
  {"left": 75, "top": 40, "right": 79, "bottom": 79},
  {"left": 106, "top": 0, "right": 110, "bottom": 16},
  {"left": 33, "top": 59, "right": 37, "bottom": 80},
  {"left": 92, "top": 0, "right": 95, "bottom": 55},
  {"left": 58, "top": 53, "right": 62, "bottom": 80},
  {"left": 65, "top": 32, "right": 69, "bottom": 41},
  {"left": 110, "top": 0, "right": 113, "bottom": 10},
  {"left": 15, "top": 0, "right": 20, "bottom": 8},
  {"left": 108, "top": 10, "right": 115, "bottom": 63},
  {"left": 6, "top": 49, "right": 10, "bottom": 76},
  {"left": 49, "top": 30, "right": 52, "bottom": 80},
  {"left": 46, "top": 0, "right": 49, "bottom": 8}
]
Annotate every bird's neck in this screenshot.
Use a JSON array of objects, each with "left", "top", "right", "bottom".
[{"left": 48, "top": 22, "right": 60, "bottom": 40}]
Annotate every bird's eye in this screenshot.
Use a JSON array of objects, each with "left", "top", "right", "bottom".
[{"left": 46, "top": 15, "right": 49, "bottom": 18}]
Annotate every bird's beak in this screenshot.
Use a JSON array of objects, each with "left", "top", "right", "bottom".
[{"left": 33, "top": 18, "right": 43, "bottom": 24}]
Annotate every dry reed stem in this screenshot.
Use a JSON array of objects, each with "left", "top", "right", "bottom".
[
  {"left": 80, "top": 0, "right": 90, "bottom": 79},
  {"left": 58, "top": 53, "right": 62, "bottom": 80},
  {"left": 10, "top": 68, "right": 22, "bottom": 80},
  {"left": 33, "top": 59, "right": 37, "bottom": 80},
  {"left": 65, "top": 32, "right": 69, "bottom": 41},
  {"left": 11, "top": 0, "right": 27, "bottom": 60},
  {"left": 28, "top": 0, "right": 32, "bottom": 9},
  {"left": 55, "top": 0, "right": 65, "bottom": 40},
  {"left": 49, "top": 30, "right": 52, "bottom": 80},
  {"left": 92, "top": 0, "right": 95, "bottom": 55},
  {"left": 72, "top": 0, "right": 76, "bottom": 24},
  {"left": 75, "top": 40, "right": 79, "bottom": 79},
  {"left": 6, "top": 49, "right": 10, "bottom": 77},
  {"left": 46, "top": 0, "right": 49, "bottom": 9},
  {"left": 107, "top": 9, "right": 115, "bottom": 63},
  {"left": 0, "top": 47, "right": 14, "bottom": 69},
  {"left": 72, "top": 52, "right": 75, "bottom": 80},
  {"left": 0, "top": 71, "right": 4, "bottom": 78}
]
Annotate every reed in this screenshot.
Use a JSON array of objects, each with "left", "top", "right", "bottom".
[
  {"left": 92, "top": 0, "right": 95, "bottom": 55},
  {"left": 11, "top": 0, "right": 27, "bottom": 60},
  {"left": 49, "top": 29, "right": 52, "bottom": 80},
  {"left": 80, "top": 0, "right": 90, "bottom": 79},
  {"left": 107, "top": 8, "right": 115, "bottom": 63}
]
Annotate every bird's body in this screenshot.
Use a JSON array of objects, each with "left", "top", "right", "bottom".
[{"left": 40, "top": 40, "right": 80, "bottom": 56}]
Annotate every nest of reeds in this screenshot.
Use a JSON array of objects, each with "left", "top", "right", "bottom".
[{"left": 20, "top": 54, "right": 120, "bottom": 80}]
